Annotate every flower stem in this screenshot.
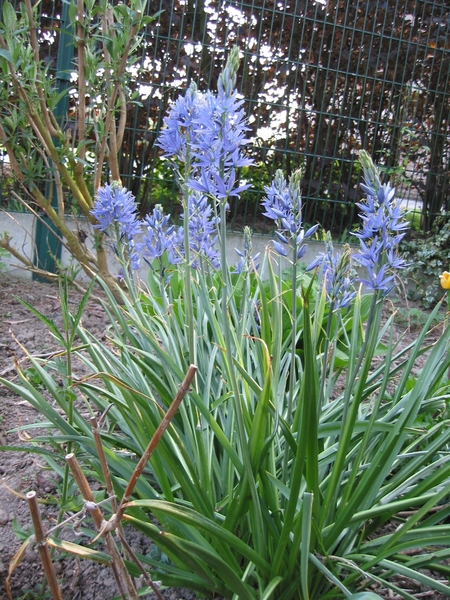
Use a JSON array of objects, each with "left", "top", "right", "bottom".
[
  {"left": 282, "top": 241, "right": 298, "bottom": 483},
  {"left": 182, "top": 155, "right": 195, "bottom": 367},
  {"left": 218, "top": 200, "right": 265, "bottom": 556}
]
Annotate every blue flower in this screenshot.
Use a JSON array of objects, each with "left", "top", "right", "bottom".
[
  {"left": 139, "top": 195, "right": 220, "bottom": 272},
  {"left": 128, "top": 241, "right": 141, "bottom": 271},
  {"left": 91, "top": 183, "right": 142, "bottom": 271},
  {"left": 189, "top": 167, "right": 250, "bottom": 201},
  {"left": 189, "top": 85, "right": 253, "bottom": 202},
  {"left": 92, "top": 184, "right": 142, "bottom": 240},
  {"left": 262, "top": 169, "right": 318, "bottom": 261},
  {"left": 234, "top": 226, "right": 260, "bottom": 273},
  {"left": 141, "top": 205, "right": 182, "bottom": 267},
  {"left": 307, "top": 235, "right": 356, "bottom": 309},
  {"left": 358, "top": 263, "right": 395, "bottom": 294},
  {"left": 157, "top": 82, "right": 205, "bottom": 163},
  {"left": 157, "top": 47, "right": 253, "bottom": 207},
  {"left": 353, "top": 151, "right": 409, "bottom": 294},
  {"left": 182, "top": 192, "right": 220, "bottom": 269}
]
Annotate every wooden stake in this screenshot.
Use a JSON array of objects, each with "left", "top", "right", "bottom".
[
  {"left": 26, "top": 491, "right": 63, "bottom": 600},
  {"left": 66, "top": 453, "right": 139, "bottom": 600},
  {"left": 115, "top": 364, "right": 198, "bottom": 522}
]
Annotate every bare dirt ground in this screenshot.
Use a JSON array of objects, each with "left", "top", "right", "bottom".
[{"left": 0, "top": 274, "right": 447, "bottom": 600}]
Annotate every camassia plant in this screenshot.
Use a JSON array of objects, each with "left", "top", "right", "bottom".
[{"left": 2, "top": 50, "right": 450, "bottom": 600}]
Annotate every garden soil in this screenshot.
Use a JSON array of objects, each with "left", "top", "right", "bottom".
[{"left": 0, "top": 274, "right": 447, "bottom": 600}]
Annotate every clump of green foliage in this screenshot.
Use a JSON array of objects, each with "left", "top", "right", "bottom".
[
  {"left": 394, "top": 305, "right": 444, "bottom": 330},
  {"left": 3, "top": 150, "right": 450, "bottom": 600},
  {"left": 401, "top": 214, "right": 450, "bottom": 308}
]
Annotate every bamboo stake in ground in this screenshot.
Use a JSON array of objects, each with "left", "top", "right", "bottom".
[
  {"left": 90, "top": 415, "right": 164, "bottom": 600},
  {"left": 113, "top": 363, "right": 198, "bottom": 524},
  {"left": 66, "top": 364, "right": 197, "bottom": 598},
  {"left": 26, "top": 491, "right": 63, "bottom": 600},
  {"left": 65, "top": 453, "right": 139, "bottom": 600}
]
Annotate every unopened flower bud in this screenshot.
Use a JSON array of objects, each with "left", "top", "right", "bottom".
[{"left": 359, "top": 150, "right": 381, "bottom": 194}]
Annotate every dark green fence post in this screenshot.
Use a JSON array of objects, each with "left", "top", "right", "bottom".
[{"left": 33, "top": 0, "right": 74, "bottom": 278}]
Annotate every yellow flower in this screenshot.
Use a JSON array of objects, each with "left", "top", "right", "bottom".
[{"left": 440, "top": 271, "right": 450, "bottom": 289}]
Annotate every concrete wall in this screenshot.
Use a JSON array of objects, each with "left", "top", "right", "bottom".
[
  {"left": 0, "top": 210, "right": 341, "bottom": 281},
  {"left": 0, "top": 211, "right": 36, "bottom": 278},
  {"left": 0, "top": 210, "right": 118, "bottom": 280}
]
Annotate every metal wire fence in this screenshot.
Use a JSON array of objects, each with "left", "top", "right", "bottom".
[{"left": 1, "top": 0, "right": 450, "bottom": 237}]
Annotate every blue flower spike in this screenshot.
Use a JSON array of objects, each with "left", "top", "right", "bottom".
[
  {"left": 353, "top": 151, "right": 409, "bottom": 295},
  {"left": 91, "top": 182, "right": 142, "bottom": 271},
  {"left": 262, "top": 168, "right": 318, "bottom": 262}
]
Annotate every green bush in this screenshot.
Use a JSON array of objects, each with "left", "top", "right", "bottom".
[
  {"left": 4, "top": 256, "right": 450, "bottom": 599},
  {"left": 401, "top": 214, "right": 450, "bottom": 308}
]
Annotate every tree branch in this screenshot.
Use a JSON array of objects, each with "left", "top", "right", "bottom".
[{"left": 24, "top": 0, "right": 60, "bottom": 138}]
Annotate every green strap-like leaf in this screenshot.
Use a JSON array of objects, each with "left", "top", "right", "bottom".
[
  {"left": 161, "top": 531, "right": 257, "bottom": 600},
  {"left": 17, "top": 296, "right": 65, "bottom": 345},
  {"left": 0, "top": 48, "right": 13, "bottom": 63},
  {"left": 126, "top": 500, "right": 271, "bottom": 574}
]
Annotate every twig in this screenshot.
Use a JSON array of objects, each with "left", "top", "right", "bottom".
[
  {"left": 93, "top": 14, "right": 142, "bottom": 190},
  {"left": 26, "top": 491, "right": 63, "bottom": 600},
  {"left": 2, "top": 196, "right": 100, "bottom": 288},
  {"left": 23, "top": 0, "right": 59, "bottom": 138},
  {"left": 75, "top": 0, "right": 86, "bottom": 168},
  {"left": 0, "top": 350, "right": 64, "bottom": 377},
  {"left": 98, "top": 404, "right": 114, "bottom": 426},
  {"left": 44, "top": 495, "right": 116, "bottom": 538},
  {"left": 114, "top": 364, "right": 198, "bottom": 524},
  {"left": 56, "top": 367, "right": 195, "bottom": 599},
  {"left": 89, "top": 416, "right": 132, "bottom": 553},
  {"left": 116, "top": 531, "right": 165, "bottom": 600},
  {"left": 90, "top": 416, "right": 118, "bottom": 512},
  {"left": 1, "top": 478, "right": 47, "bottom": 502},
  {"left": 66, "top": 453, "right": 140, "bottom": 600},
  {"left": 90, "top": 416, "right": 164, "bottom": 600},
  {"left": 397, "top": 503, "right": 450, "bottom": 518},
  {"left": 3, "top": 319, "right": 33, "bottom": 325},
  {"left": 10, "top": 191, "right": 97, "bottom": 269}
]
